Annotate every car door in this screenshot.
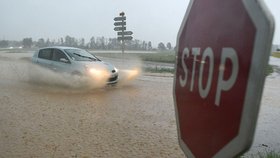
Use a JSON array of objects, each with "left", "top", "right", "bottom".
[
  {"left": 37, "top": 48, "right": 53, "bottom": 69},
  {"left": 51, "top": 49, "right": 71, "bottom": 73}
]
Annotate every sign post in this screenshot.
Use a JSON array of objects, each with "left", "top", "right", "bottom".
[
  {"left": 114, "top": 12, "right": 133, "bottom": 56},
  {"left": 173, "top": 0, "right": 274, "bottom": 157}
]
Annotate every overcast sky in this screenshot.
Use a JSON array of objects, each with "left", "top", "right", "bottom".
[{"left": 0, "top": 0, "right": 279, "bottom": 46}]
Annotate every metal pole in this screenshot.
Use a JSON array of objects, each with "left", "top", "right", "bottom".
[{"left": 121, "top": 13, "right": 125, "bottom": 62}]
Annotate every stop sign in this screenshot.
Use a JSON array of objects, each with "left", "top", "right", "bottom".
[{"left": 173, "top": 0, "right": 274, "bottom": 157}]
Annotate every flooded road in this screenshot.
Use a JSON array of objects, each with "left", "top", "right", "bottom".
[
  {"left": 0, "top": 52, "right": 279, "bottom": 157},
  {"left": 0, "top": 52, "right": 184, "bottom": 158}
]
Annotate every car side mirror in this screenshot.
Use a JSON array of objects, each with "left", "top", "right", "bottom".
[{"left": 59, "top": 58, "right": 69, "bottom": 63}]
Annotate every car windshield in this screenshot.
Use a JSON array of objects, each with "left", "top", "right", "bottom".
[{"left": 64, "top": 49, "right": 100, "bottom": 61}]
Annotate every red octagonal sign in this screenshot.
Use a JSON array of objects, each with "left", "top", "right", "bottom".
[{"left": 173, "top": 0, "right": 274, "bottom": 157}]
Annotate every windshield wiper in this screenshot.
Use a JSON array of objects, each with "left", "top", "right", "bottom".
[{"left": 73, "top": 53, "right": 96, "bottom": 61}]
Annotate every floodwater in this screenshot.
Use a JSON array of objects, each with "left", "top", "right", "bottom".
[
  {"left": 0, "top": 51, "right": 279, "bottom": 157},
  {"left": 0, "top": 52, "right": 184, "bottom": 158}
]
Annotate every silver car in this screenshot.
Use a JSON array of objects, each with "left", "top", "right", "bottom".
[{"left": 32, "top": 46, "right": 118, "bottom": 84}]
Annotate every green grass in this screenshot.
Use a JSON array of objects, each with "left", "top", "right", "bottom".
[
  {"left": 138, "top": 52, "right": 175, "bottom": 63},
  {"left": 239, "top": 151, "right": 280, "bottom": 158},
  {"left": 266, "top": 64, "right": 274, "bottom": 76},
  {"left": 94, "top": 52, "right": 274, "bottom": 75},
  {"left": 272, "top": 52, "right": 280, "bottom": 58},
  {"left": 257, "top": 151, "right": 280, "bottom": 158},
  {"left": 144, "top": 67, "right": 175, "bottom": 73},
  {"left": 143, "top": 65, "right": 272, "bottom": 75},
  {"left": 94, "top": 51, "right": 175, "bottom": 63}
]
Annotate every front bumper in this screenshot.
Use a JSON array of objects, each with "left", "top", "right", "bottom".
[{"left": 107, "top": 74, "right": 118, "bottom": 84}]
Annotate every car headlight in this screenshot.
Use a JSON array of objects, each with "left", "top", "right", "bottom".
[
  {"left": 86, "top": 67, "right": 110, "bottom": 78},
  {"left": 85, "top": 65, "right": 100, "bottom": 74},
  {"left": 88, "top": 68, "right": 102, "bottom": 76}
]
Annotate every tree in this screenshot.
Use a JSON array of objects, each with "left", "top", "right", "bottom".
[
  {"left": 46, "top": 38, "right": 51, "bottom": 46},
  {"left": 96, "top": 37, "right": 105, "bottom": 49},
  {"left": 36, "top": 38, "right": 45, "bottom": 48},
  {"left": 108, "top": 38, "right": 119, "bottom": 50},
  {"left": 133, "top": 39, "right": 140, "bottom": 50},
  {"left": 148, "top": 41, "right": 152, "bottom": 50},
  {"left": 60, "top": 38, "right": 64, "bottom": 45},
  {"left": 142, "top": 41, "right": 147, "bottom": 50},
  {"left": 89, "top": 36, "right": 96, "bottom": 49},
  {"left": 65, "top": 35, "right": 77, "bottom": 47},
  {"left": 166, "top": 42, "right": 172, "bottom": 50},
  {"left": 158, "top": 42, "right": 166, "bottom": 50},
  {"left": 79, "top": 38, "right": 85, "bottom": 48},
  {"left": 0, "top": 40, "right": 9, "bottom": 48},
  {"left": 22, "top": 38, "right": 33, "bottom": 48}
]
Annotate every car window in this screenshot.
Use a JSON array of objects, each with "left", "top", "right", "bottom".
[
  {"left": 52, "top": 49, "right": 69, "bottom": 62},
  {"left": 64, "top": 49, "right": 99, "bottom": 61},
  {"left": 38, "top": 49, "right": 53, "bottom": 60}
]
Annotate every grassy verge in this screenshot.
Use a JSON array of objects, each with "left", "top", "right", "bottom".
[
  {"left": 144, "top": 67, "right": 175, "bottom": 74},
  {"left": 257, "top": 151, "right": 280, "bottom": 158},
  {"left": 266, "top": 64, "right": 274, "bottom": 76},
  {"left": 272, "top": 52, "right": 280, "bottom": 58},
  {"left": 138, "top": 52, "right": 175, "bottom": 63},
  {"left": 144, "top": 63, "right": 274, "bottom": 76},
  {"left": 241, "top": 151, "right": 280, "bottom": 158},
  {"left": 144, "top": 65, "right": 273, "bottom": 76},
  {"left": 94, "top": 52, "right": 274, "bottom": 75},
  {"left": 94, "top": 51, "right": 175, "bottom": 63}
]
